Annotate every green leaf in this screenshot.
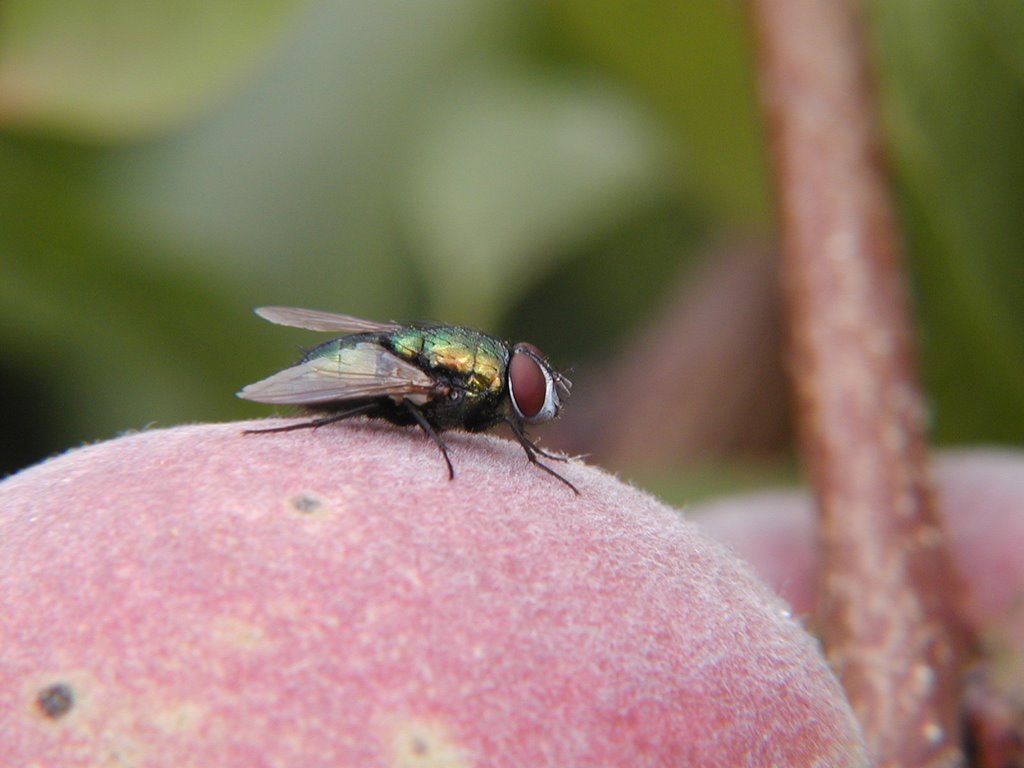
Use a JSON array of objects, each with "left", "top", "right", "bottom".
[{"left": 0, "top": 0, "right": 303, "bottom": 140}]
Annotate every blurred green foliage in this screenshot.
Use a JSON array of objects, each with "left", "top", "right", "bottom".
[
  {"left": 1, "top": 0, "right": 1022, "bottom": 483},
  {"left": 870, "top": 0, "right": 1024, "bottom": 442},
  {"left": 0, "top": 0, "right": 304, "bottom": 138}
]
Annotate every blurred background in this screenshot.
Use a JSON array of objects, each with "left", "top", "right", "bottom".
[{"left": 1, "top": 1, "right": 1022, "bottom": 504}]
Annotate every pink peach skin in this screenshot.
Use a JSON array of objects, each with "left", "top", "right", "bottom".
[
  {"left": 691, "top": 450, "right": 1024, "bottom": 632},
  {"left": 692, "top": 451, "right": 1024, "bottom": 765},
  {"left": 0, "top": 420, "right": 868, "bottom": 767}
]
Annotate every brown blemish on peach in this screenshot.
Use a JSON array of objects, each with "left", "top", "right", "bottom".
[
  {"left": 289, "top": 491, "right": 327, "bottom": 515},
  {"left": 211, "top": 615, "right": 272, "bottom": 651},
  {"left": 286, "top": 489, "right": 354, "bottom": 525},
  {"left": 24, "top": 671, "right": 96, "bottom": 727},
  {"left": 36, "top": 682, "right": 74, "bottom": 719},
  {"left": 23, "top": 673, "right": 153, "bottom": 765},
  {"left": 390, "top": 718, "right": 470, "bottom": 768},
  {"left": 152, "top": 699, "right": 206, "bottom": 734}
]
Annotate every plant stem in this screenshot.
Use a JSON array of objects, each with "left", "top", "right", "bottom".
[{"left": 750, "top": 1, "right": 970, "bottom": 765}]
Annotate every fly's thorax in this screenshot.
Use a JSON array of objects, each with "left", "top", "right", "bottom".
[{"left": 390, "top": 327, "right": 507, "bottom": 398}]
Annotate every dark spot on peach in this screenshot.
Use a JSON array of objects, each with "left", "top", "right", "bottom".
[
  {"left": 290, "top": 492, "right": 323, "bottom": 514},
  {"left": 37, "top": 682, "right": 74, "bottom": 719}
]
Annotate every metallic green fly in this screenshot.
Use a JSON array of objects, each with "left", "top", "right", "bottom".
[{"left": 237, "top": 307, "right": 578, "bottom": 494}]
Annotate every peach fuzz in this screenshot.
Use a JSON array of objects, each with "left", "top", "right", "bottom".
[
  {"left": 0, "top": 420, "right": 867, "bottom": 767},
  {"left": 691, "top": 450, "right": 1024, "bottom": 765},
  {"left": 691, "top": 450, "right": 1024, "bottom": 633}
]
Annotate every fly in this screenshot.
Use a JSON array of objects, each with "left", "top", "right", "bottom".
[{"left": 237, "top": 307, "right": 578, "bottom": 494}]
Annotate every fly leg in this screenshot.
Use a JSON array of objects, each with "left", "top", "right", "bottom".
[
  {"left": 504, "top": 420, "right": 580, "bottom": 463},
  {"left": 527, "top": 442, "right": 577, "bottom": 463},
  {"left": 505, "top": 419, "right": 580, "bottom": 496},
  {"left": 402, "top": 400, "right": 455, "bottom": 480},
  {"left": 243, "top": 403, "right": 378, "bottom": 434}
]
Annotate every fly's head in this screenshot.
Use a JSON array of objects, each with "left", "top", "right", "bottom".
[{"left": 507, "top": 343, "right": 571, "bottom": 425}]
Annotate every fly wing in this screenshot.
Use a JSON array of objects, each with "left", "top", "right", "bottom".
[
  {"left": 254, "top": 306, "right": 403, "bottom": 334},
  {"left": 237, "top": 341, "right": 438, "bottom": 405}
]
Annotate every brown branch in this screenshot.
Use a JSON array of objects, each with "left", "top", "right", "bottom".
[{"left": 750, "top": 1, "right": 971, "bottom": 766}]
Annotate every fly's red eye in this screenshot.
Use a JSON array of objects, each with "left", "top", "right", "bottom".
[
  {"left": 517, "top": 342, "right": 543, "bottom": 357},
  {"left": 509, "top": 349, "right": 547, "bottom": 419}
]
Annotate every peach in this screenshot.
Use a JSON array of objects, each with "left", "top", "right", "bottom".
[
  {"left": 691, "top": 450, "right": 1024, "bottom": 632},
  {"left": 692, "top": 450, "right": 1024, "bottom": 766},
  {"left": 0, "top": 421, "right": 867, "bottom": 766}
]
